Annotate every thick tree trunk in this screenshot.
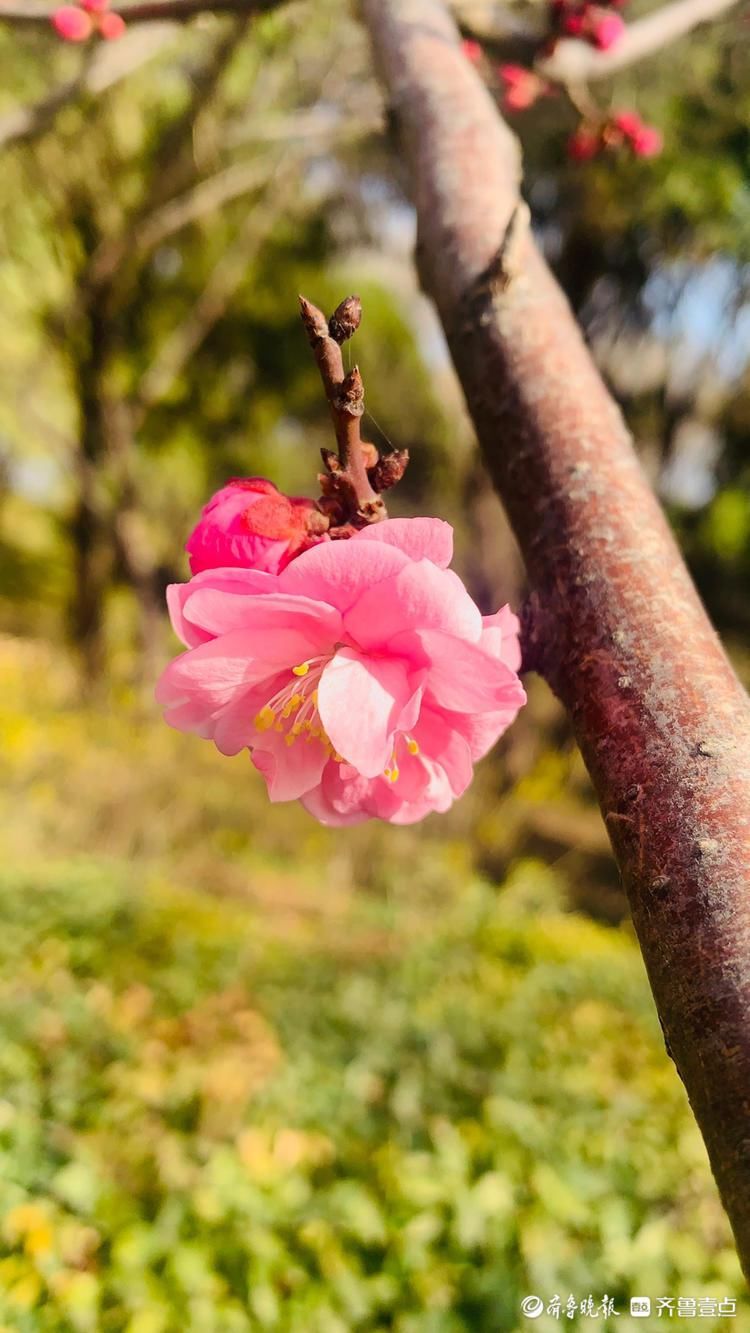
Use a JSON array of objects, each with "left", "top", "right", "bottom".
[{"left": 361, "top": 0, "right": 750, "bottom": 1275}]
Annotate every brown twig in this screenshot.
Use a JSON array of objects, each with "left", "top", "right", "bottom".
[
  {"left": 299, "top": 295, "right": 407, "bottom": 532},
  {"left": 362, "top": 0, "right": 750, "bottom": 1278}
]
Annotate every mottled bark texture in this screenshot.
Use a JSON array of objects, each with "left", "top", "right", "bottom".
[{"left": 361, "top": 0, "right": 750, "bottom": 1275}]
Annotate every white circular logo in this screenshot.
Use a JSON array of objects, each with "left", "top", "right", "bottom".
[{"left": 521, "top": 1296, "right": 544, "bottom": 1319}]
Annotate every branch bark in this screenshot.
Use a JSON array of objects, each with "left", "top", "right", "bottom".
[{"left": 361, "top": 0, "right": 750, "bottom": 1276}]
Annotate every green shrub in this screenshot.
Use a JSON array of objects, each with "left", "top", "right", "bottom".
[{"left": 0, "top": 858, "right": 743, "bottom": 1332}]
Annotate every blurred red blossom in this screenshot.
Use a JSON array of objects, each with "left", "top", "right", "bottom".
[{"left": 52, "top": 0, "right": 126, "bottom": 41}]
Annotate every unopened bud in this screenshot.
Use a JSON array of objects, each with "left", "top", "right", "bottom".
[
  {"left": 328, "top": 295, "right": 362, "bottom": 344},
  {"left": 370, "top": 449, "right": 410, "bottom": 492}
]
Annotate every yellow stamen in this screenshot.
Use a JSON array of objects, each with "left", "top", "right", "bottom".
[
  {"left": 389, "top": 766, "right": 400, "bottom": 783},
  {"left": 284, "top": 733, "right": 296, "bottom": 747},
  {"left": 292, "top": 663, "right": 310, "bottom": 677},
  {"left": 254, "top": 706, "right": 275, "bottom": 732},
  {"left": 406, "top": 738, "right": 419, "bottom": 755}
]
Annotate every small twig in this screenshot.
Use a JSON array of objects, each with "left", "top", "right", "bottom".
[{"left": 299, "top": 295, "right": 408, "bottom": 532}]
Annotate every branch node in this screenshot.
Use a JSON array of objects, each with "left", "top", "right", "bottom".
[
  {"left": 334, "top": 367, "right": 365, "bottom": 417},
  {"left": 320, "top": 448, "right": 341, "bottom": 474}
]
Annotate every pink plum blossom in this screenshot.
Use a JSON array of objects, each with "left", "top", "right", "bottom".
[
  {"left": 461, "top": 39, "right": 483, "bottom": 64},
  {"left": 98, "top": 11, "right": 126, "bottom": 37},
  {"left": 609, "top": 110, "right": 663, "bottom": 158},
  {"left": 499, "top": 64, "right": 545, "bottom": 112},
  {"left": 156, "top": 518, "right": 526, "bottom": 825},
  {"left": 567, "top": 127, "right": 601, "bottom": 161},
  {"left": 52, "top": 6, "right": 93, "bottom": 40},
  {"left": 589, "top": 11, "right": 625, "bottom": 48},
  {"left": 630, "top": 124, "right": 663, "bottom": 158},
  {"left": 52, "top": 0, "right": 126, "bottom": 40},
  {"left": 185, "top": 477, "right": 328, "bottom": 577}
]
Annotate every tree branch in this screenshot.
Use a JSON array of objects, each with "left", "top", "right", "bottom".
[
  {"left": 0, "top": 27, "right": 177, "bottom": 151},
  {"left": 453, "top": 0, "right": 742, "bottom": 83},
  {"left": 0, "top": 0, "right": 282, "bottom": 25},
  {"left": 538, "top": 0, "right": 741, "bottom": 82},
  {"left": 361, "top": 0, "right": 750, "bottom": 1276},
  {"left": 131, "top": 165, "right": 299, "bottom": 426}
]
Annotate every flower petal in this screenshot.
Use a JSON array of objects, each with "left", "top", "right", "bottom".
[
  {"left": 179, "top": 588, "right": 342, "bottom": 658},
  {"left": 300, "top": 765, "right": 373, "bottom": 827},
  {"left": 345, "top": 560, "right": 482, "bottom": 651},
  {"left": 317, "top": 648, "right": 415, "bottom": 778},
  {"left": 413, "top": 707, "right": 474, "bottom": 797},
  {"left": 167, "top": 567, "right": 278, "bottom": 647},
  {"left": 389, "top": 628, "right": 527, "bottom": 712},
  {"left": 278, "top": 538, "right": 409, "bottom": 612},
  {"left": 212, "top": 675, "right": 286, "bottom": 756},
  {"left": 351, "top": 517, "right": 453, "bottom": 568},
  {"left": 155, "top": 630, "right": 277, "bottom": 731},
  {"left": 252, "top": 732, "right": 329, "bottom": 802},
  {"left": 481, "top": 605, "right": 522, "bottom": 671}
]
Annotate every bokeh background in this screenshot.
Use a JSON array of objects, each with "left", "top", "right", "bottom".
[{"left": 1, "top": 2, "right": 749, "bottom": 1329}]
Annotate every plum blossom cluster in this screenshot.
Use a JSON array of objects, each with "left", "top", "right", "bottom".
[
  {"left": 461, "top": 23, "right": 662, "bottom": 162},
  {"left": 548, "top": 0, "right": 627, "bottom": 52},
  {"left": 156, "top": 494, "right": 526, "bottom": 827},
  {"left": 568, "top": 110, "right": 663, "bottom": 161},
  {"left": 52, "top": 0, "right": 126, "bottom": 43}
]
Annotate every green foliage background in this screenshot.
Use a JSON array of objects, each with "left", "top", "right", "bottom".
[{"left": 0, "top": 1, "right": 749, "bottom": 1329}]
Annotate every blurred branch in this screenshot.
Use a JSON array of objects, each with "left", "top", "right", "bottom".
[
  {"left": 131, "top": 165, "right": 299, "bottom": 425},
  {"left": 0, "top": 26, "right": 177, "bottom": 150},
  {"left": 0, "top": 0, "right": 284, "bottom": 25},
  {"left": 538, "top": 0, "right": 742, "bottom": 82},
  {"left": 83, "top": 19, "right": 251, "bottom": 287},
  {"left": 362, "top": 0, "right": 750, "bottom": 1277},
  {"left": 92, "top": 159, "right": 271, "bottom": 285},
  {"left": 454, "top": 0, "right": 742, "bottom": 82}
]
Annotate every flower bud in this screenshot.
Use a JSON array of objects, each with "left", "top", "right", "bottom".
[
  {"left": 567, "top": 127, "right": 601, "bottom": 161},
  {"left": 185, "top": 478, "right": 329, "bottom": 577},
  {"left": 98, "top": 11, "right": 126, "bottom": 37}
]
